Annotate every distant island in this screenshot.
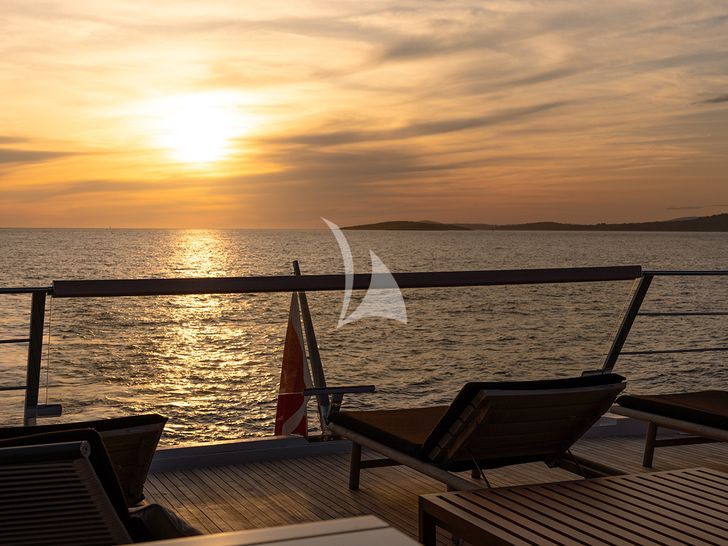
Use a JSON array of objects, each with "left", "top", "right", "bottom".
[
  {"left": 343, "top": 213, "right": 728, "bottom": 232},
  {"left": 343, "top": 220, "right": 470, "bottom": 231}
]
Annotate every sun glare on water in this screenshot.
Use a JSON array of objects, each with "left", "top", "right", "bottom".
[{"left": 144, "top": 93, "right": 256, "bottom": 166}]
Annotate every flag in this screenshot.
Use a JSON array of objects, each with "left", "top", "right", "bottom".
[{"left": 274, "top": 293, "right": 312, "bottom": 436}]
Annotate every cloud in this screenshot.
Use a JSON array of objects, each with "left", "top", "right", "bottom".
[
  {"left": 0, "top": 148, "right": 73, "bottom": 165},
  {"left": 702, "top": 94, "right": 728, "bottom": 104},
  {"left": 264, "top": 102, "right": 567, "bottom": 148},
  {"left": 0, "top": 136, "right": 27, "bottom": 144},
  {"left": 667, "top": 204, "right": 728, "bottom": 210},
  {"left": 1, "top": 178, "right": 202, "bottom": 202}
]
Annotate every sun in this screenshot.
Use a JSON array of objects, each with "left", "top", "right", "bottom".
[{"left": 145, "top": 93, "right": 255, "bottom": 165}]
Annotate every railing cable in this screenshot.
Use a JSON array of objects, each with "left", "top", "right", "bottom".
[
  {"left": 621, "top": 347, "right": 728, "bottom": 355},
  {"left": 639, "top": 311, "right": 728, "bottom": 316}
]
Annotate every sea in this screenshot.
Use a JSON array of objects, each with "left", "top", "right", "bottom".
[{"left": 0, "top": 228, "right": 726, "bottom": 445}]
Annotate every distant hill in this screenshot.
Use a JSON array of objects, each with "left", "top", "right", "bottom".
[
  {"left": 343, "top": 213, "right": 728, "bottom": 232},
  {"left": 459, "top": 213, "right": 728, "bottom": 231},
  {"left": 343, "top": 220, "right": 469, "bottom": 231}
]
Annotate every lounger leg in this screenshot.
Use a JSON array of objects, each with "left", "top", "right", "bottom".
[
  {"left": 643, "top": 422, "right": 657, "bottom": 467},
  {"left": 418, "top": 504, "right": 437, "bottom": 546},
  {"left": 349, "top": 442, "right": 362, "bottom": 490}
]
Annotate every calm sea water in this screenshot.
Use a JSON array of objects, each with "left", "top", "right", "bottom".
[{"left": 0, "top": 229, "right": 726, "bottom": 445}]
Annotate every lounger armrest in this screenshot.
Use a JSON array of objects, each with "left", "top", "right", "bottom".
[
  {"left": 305, "top": 385, "right": 376, "bottom": 418},
  {"left": 304, "top": 385, "right": 376, "bottom": 396}
]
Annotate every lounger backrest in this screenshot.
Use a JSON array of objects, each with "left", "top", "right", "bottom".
[
  {"left": 0, "top": 428, "right": 130, "bottom": 522},
  {"left": 0, "top": 441, "right": 132, "bottom": 545},
  {"left": 0, "top": 414, "right": 167, "bottom": 506},
  {"left": 422, "top": 374, "right": 625, "bottom": 468}
]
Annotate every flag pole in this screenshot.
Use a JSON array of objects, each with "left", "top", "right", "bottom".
[
  {"left": 292, "top": 260, "right": 330, "bottom": 432},
  {"left": 273, "top": 293, "right": 310, "bottom": 437}
]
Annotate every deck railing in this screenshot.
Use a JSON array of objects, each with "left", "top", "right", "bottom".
[
  {"left": 600, "top": 270, "right": 728, "bottom": 373},
  {"left": 1, "top": 265, "right": 726, "bottom": 426}
]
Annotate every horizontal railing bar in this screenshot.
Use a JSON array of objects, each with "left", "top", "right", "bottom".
[
  {"left": 644, "top": 270, "right": 728, "bottom": 276},
  {"left": 621, "top": 347, "right": 728, "bottom": 355},
  {"left": 0, "top": 385, "right": 27, "bottom": 391},
  {"left": 1, "top": 270, "right": 726, "bottom": 297},
  {"left": 0, "top": 338, "right": 30, "bottom": 344},
  {"left": 0, "top": 287, "right": 52, "bottom": 294},
  {"left": 51, "top": 265, "right": 642, "bottom": 297},
  {"left": 638, "top": 311, "right": 728, "bottom": 316},
  {"left": 304, "top": 385, "right": 376, "bottom": 396}
]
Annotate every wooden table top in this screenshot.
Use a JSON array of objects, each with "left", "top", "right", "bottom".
[{"left": 419, "top": 467, "right": 728, "bottom": 546}]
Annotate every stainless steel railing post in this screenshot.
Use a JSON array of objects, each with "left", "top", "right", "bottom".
[
  {"left": 23, "top": 291, "right": 46, "bottom": 426},
  {"left": 601, "top": 274, "right": 653, "bottom": 373}
]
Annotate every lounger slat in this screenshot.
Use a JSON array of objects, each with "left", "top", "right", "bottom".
[
  {"left": 508, "top": 487, "right": 652, "bottom": 545},
  {"left": 618, "top": 476, "right": 728, "bottom": 524},
  {"left": 653, "top": 472, "right": 728, "bottom": 500},
  {"left": 594, "top": 479, "right": 728, "bottom": 531},
  {"left": 479, "top": 488, "right": 638, "bottom": 546},
  {"left": 634, "top": 471, "right": 728, "bottom": 506},
  {"left": 553, "top": 481, "right": 726, "bottom": 545},
  {"left": 421, "top": 494, "right": 543, "bottom": 546},
  {"left": 524, "top": 487, "right": 685, "bottom": 546},
  {"left": 468, "top": 489, "right": 616, "bottom": 546},
  {"left": 569, "top": 480, "right": 728, "bottom": 543},
  {"left": 445, "top": 493, "right": 586, "bottom": 546},
  {"left": 0, "top": 443, "right": 132, "bottom": 545}
]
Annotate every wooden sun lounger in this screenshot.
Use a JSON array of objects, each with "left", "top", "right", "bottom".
[
  {"left": 612, "top": 390, "right": 728, "bottom": 466},
  {"left": 0, "top": 414, "right": 167, "bottom": 506},
  {"left": 0, "top": 440, "right": 133, "bottom": 545},
  {"left": 328, "top": 374, "right": 626, "bottom": 491},
  {"left": 0, "top": 431, "right": 199, "bottom": 545}
]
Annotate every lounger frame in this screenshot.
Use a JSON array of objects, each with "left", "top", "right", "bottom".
[
  {"left": 610, "top": 405, "right": 728, "bottom": 466},
  {"left": 331, "top": 382, "right": 626, "bottom": 491}
]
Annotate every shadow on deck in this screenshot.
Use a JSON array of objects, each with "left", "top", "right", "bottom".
[{"left": 145, "top": 436, "right": 728, "bottom": 543}]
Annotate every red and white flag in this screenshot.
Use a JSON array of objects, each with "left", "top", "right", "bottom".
[{"left": 274, "top": 294, "right": 312, "bottom": 436}]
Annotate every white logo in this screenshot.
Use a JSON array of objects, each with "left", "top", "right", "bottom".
[{"left": 323, "top": 218, "right": 408, "bottom": 328}]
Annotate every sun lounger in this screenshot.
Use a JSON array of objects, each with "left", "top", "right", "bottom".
[
  {"left": 328, "top": 374, "right": 626, "bottom": 491},
  {"left": 0, "top": 430, "right": 199, "bottom": 545},
  {"left": 0, "top": 439, "right": 132, "bottom": 545},
  {"left": 612, "top": 390, "right": 728, "bottom": 466},
  {"left": 0, "top": 414, "right": 167, "bottom": 506}
]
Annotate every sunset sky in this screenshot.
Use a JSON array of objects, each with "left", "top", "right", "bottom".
[{"left": 1, "top": 1, "right": 727, "bottom": 228}]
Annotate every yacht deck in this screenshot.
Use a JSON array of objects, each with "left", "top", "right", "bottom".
[{"left": 145, "top": 435, "right": 728, "bottom": 544}]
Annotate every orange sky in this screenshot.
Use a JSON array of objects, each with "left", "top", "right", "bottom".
[{"left": 1, "top": 1, "right": 727, "bottom": 228}]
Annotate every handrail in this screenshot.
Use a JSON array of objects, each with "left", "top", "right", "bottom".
[
  {"left": 51, "top": 266, "right": 642, "bottom": 297},
  {"left": 644, "top": 270, "right": 728, "bottom": 276},
  {"left": 0, "top": 287, "right": 51, "bottom": 294}
]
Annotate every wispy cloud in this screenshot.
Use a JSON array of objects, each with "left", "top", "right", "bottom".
[
  {"left": 0, "top": 148, "right": 72, "bottom": 165},
  {"left": 0, "top": 136, "right": 27, "bottom": 144},
  {"left": 702, "top": 94, "right": 728, "bottom": 104},
  {"left": 667, "top": 204, "right": 728, "bottom": 210},
  {"left": 264, "top": 102, "right": 566, "bottom": 148}
]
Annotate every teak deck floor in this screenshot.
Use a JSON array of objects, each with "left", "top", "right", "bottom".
[{"left": 145, "top": 436, "right": 728, "bottom": 544}]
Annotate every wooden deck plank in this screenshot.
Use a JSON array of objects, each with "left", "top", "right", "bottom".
[{"left": 145, "top": 436, "right": 728, "bottom": 543}]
